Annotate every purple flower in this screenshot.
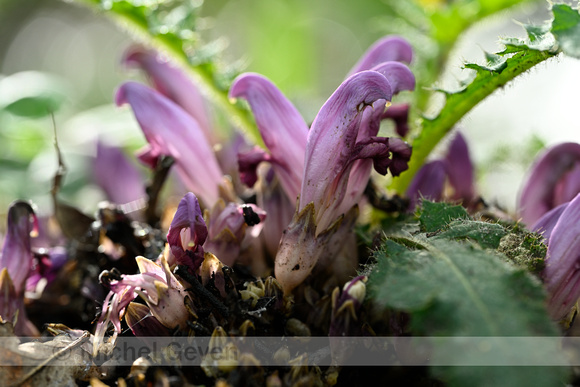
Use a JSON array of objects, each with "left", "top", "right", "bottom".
[
  {"left": 541, "top": 193, "right": 580, "bottom": 320},
  {"left": 406, "top": 132, "right": 475, "bottom": 210},
  {"left": 518, "top": 142, "right": 580, "bottom": 226},
  {"left": 93, "top": 141, "right": 146, "bottom": 208},
  {"left": 229, "top": 73, "right": 309, "bottom": 202},
  {"left": 123, "top": 45, "right": 215, "bottom": 144},
  {"left": 166, "top": 192, "right": 208, "bottom": 271},
  {"left": 300, "top": 70, "right": 411, "bottom": 232},
  {"left": 275, "top": 70, "right": 413, "bottom": 294},
  {"left": 0, "top": 201, "right": 40, "bottom": 336},
  {"left": 347, "top": 36, "right": 413, "bottom": 76},
  {"left": 116, "top": 82, "right": 223, "bottom": 207}
]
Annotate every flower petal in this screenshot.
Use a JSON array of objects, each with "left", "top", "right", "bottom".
[
  {"left": 543, "top": 193, "right": 580, "bottom": 319},
  {"left": 444, "top": 133, "right": 474, "bottom": 203},
  {"left": 116, "top": 81, "right": 223, "bottom": 206},
  {"left": 123, "top": 46, "right": 214, "bottom": 143},
  {"left": 518, "top": 142, "right": 580, "bottom": 226},
  {"left": 531, "top": 202, "right": 569, "bottom": 243},
  {"left": 229, "top": 73, "right": 308, "bottom": 201},
  {"left": 166, "top": 192, "right": 208, "bottom": 271},
  {"left": 371, "top": 61, "right": 415, "bottom": 95},
  {"left": 94, "top": 141, "right": 146, "bottom": 206},
  {"left": 406, "top": 160, "right": 447, "bottom": 211},
  {"left": 0, "top": 201, "right": 37, "bottom": 294},
  {"left": 347, "top": 36, "right": 413, "bottom": 75},
  {"left": 301, "top": 70, "right": 393, "bottom": 230}
]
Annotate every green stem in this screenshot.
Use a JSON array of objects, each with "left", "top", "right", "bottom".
[
  {"left": 74, "top": 0, "right": 262, "bottom": 146},
  {"left": 391, "top": 48, "right": 555, "bottom": 194}
]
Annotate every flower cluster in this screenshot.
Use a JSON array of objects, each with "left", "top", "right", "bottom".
[{"left": 90, "top": 36, "right": 415, "bottom": 343}]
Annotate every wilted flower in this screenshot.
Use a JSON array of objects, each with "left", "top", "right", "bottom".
[
  {"left": 406, "top": 132, "right": 475, "bottom": 210},
  {"left": 94, "top": 254, "right": 191, "bottom": 353},
  {"left": 518, "top": 142, "right": 580, "bottom": 226}
]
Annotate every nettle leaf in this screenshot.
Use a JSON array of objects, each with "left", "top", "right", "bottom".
[
  {"left": 368, "top": 236, "right": 567, "bottom": 386},
  {"left": 433, "top": 219, "right": 507, "bottom": 249},
  {"left": 551, "top": 3, "right": 580, "bottom": 58},
  {"left": 391, "top": 3, "right": 567, "bottom": 194},
  {"left": 368, "top": 200, "right": 568, "bottom": 385},
  {"left": 418, "top": 201, "right": 469, "bottom": 232}
]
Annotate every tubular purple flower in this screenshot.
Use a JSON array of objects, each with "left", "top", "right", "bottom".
[
  {"left": 531, "top": 202, "right": 569, "bottom": 243},
  {"left": 542, "top": 193, "right": 580, "bottom": 320},
  {"left": 444, "top": 133, "right": 475, "bottom": 202},
  {"left": 116, "top": 81, "right": 223, "bottom": 207},
  {"left": 229, "top": 73, "right": 308, "bottom": 202},
  {"left": 406, "top": 133, "right": 475, "bottom": 211},
  {"left": 166, "top": 192, "right": 208, "bottom": 271},
  {"left": 518, "top": 142, "right": 580, "bottom": 226},
  {"left": 0, "top": 201, "right": 38, "bottom": 294},
  {"left": 123, "top": 46, "right": 214, "bottom": 144},
  {"left": 347, "top": 36, "right": 413, "bottom": 75},
  {"left": 300, "top": 70, "right": 395, "bottom": 232},
  {"left": 93, "top": 141, "right": 145, "bottom": 207},
  {"left": 406, "top": 160, "right": 447, "bottom": 210},
  {"left": 275, "top": 71, "right": 403, "bottom": 294}
]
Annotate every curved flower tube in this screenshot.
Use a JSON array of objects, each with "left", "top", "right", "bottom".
[
  {"left": 229, "top": 73, "right": 308, "bottom": 202},
  {"left": 276, "top": 70, "right": 401, "bottom": 294},
  {"left": 347, "top": 36, "right": 413, "bottom": 76},
  {"left": 542, "top": 193, "right": 580, "bottom": 320},
  {"left": 116, "top": 82, "right": 223, "bottom": 207},
  {"left": 518, "top": 142, "right": 580, "bottom": 226},
  {"left": 123, "top": 46, "right": 214, "bottom": 144},
  {"left": 301, "top": 70, "right": 396, "bottom": 232},
  {"left": 93, "top": 141, "right": 145, "bottom": 207},
  {"left": 406, "top": 133, "right": 475, "bottom": 211},
  {"left": 0, "top": 201, "right": 38, "bottom": 293},
  {"left": 0, "top": 201, "right": 40, "bottom": 336}
]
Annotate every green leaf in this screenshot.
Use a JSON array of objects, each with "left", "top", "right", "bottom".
[
  {"left": 368, "top": 236, "right": 568, "bottom": 386},
  {"left": 434, "top": 219, "right": 507, "bottom": 249},
  {"left": 418, "top": 201, "right": 469, "bottom": 233},
  {"left": 392, "top": 46, "right": 555, "bottom": 193},
  {"left": 0, "top": 71, "right": 68, "bottom": 117},
  {"left": 390, "top": 5, "right": 564, "bottom": 194},
  {"left": 551, "top": 3, "right": 580, "bottom": 58}
]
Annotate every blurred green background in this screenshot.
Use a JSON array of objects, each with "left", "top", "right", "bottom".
[{"left": 0, "top": 0, "right": 579, "bottom": 219}]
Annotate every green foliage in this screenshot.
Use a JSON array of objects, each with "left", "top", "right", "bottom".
[
  {"left": 76, "top": 0, "right": 261, "bottom": 145},
  {"left": 551, "top": 3, "right": 580, "bottom": 58},
  {"left": 391, "top": 3, "right": 570, "bottom": 193},
  {"left": 418, "top": 201, "right": 469, "bottom": 232},
  {"left": 0, "top": 72, "right": 68, "bottom": 118},
  {"left": 367, "top": 200, "right": 568, "bottom": 386}
]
